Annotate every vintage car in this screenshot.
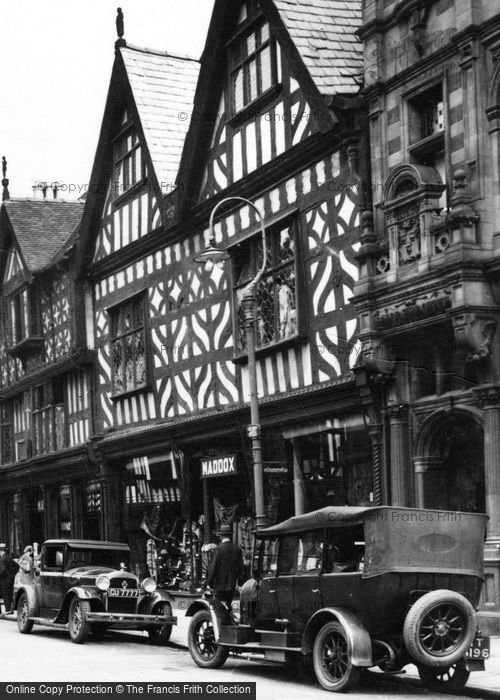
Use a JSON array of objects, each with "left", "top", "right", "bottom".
[
  {"left": 14, "top": 538, "right": 176, "bottom": 644},
  {"left": 186, "top": 506, "right": 489, "bottom": 693}
]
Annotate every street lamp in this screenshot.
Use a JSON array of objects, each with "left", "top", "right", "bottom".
[{"left": 194, "top": 196, "right": 267, "bottom": 529}]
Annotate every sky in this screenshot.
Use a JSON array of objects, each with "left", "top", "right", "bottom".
[{"left": 0, "top": 0, "right": 215, "bottom": 199}]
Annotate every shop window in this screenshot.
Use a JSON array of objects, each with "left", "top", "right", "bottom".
[
  {"left": 110, "top": 294, "right": 149, "bottom": 396},
  {"left": 233, "top": 220, "right": 299, "bottom": 353},
  {"left": 32, "top": 380, "right": 67, "bottom": 455},
  {"left": 59, "top": 485, "right": 72, "bottom": 535},
  {"left": 125, "top": 454, "right": 181, "bottom": 505},
  {"left": 112, "top": 114, "right": 144, "bottom": 200},
  {"left": 229, "top": 8, "right": 276, "bottom": 116}
]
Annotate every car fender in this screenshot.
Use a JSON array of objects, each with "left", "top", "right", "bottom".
[
  {"left": 302, "top": 607, "right": 372, "bottom": 667},
  {"left": 185, "top": 598, "right": 230, "bottom": 643},
  {"left": 138, "top": 590, "right": 174, "bottom": 614},
  {"left": 55, "top": 587, "right": 103, "bottom": 623},
  {"left": 14, "top": 584, "right": 39, "bottom": 616}
]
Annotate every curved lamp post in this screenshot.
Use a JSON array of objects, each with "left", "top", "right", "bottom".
[{"left": 194, "top": 196, "right": 267, "bottom": 529}]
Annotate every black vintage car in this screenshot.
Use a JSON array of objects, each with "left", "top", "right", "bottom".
[
  {"left": 14, "top": 539, "right": 176, "bottom": 644},
  {"left": 186, "top": 506, "right": 489, "bottom": 693}
]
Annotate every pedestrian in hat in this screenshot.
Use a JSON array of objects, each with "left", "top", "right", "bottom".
[
  {"left": 0, "top": 543, "right": 19, "bottom": 614},
  {"left": 206, "top": 524, "right": 245, "bottom": 607}
]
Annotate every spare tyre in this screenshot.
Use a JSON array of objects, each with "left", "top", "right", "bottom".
[{"left": 403, "top": 589, "right": 475, "bottom": 668}]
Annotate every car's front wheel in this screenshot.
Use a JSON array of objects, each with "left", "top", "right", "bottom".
[
  {"left": 312, "top": 621, "right": 362, "bottom": 692},
  {"left": 403, "top": 590, "right": 476, "bottom": 667},
  {"left": 148, "top": 602, "right": 173, "bottom": 645},
  {"left": 188, "top": 610, "right": 229, "bottom": 669},
  {"left": 418, "top": 660, "right": 470, "bottom": 693},
  {"left": 68, "top": 598, "right": 90, "bottom": 644},
  {"left": 17, "top": 593, "right": 34, "bottom": 634}
]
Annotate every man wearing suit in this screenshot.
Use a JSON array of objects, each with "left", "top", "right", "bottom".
[
  {"left": 0, "top": 543, "right": 19, "bottom": 614},
  {"left": 207, "top": 524, "right": 245, "bottom": 606}
]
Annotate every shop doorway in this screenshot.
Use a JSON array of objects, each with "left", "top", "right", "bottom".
[{"left": 417, "top": 410, "right": 485, "bottom": 512}]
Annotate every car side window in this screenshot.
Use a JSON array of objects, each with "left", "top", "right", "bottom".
[
  {"left": 277, "top": 535, "right": 299, "bottom": 575},
  {"left": 43, "top": 547, "right": 64, "bottom": 571},
  {"left": 259, "top": 538, "right": 278, "bottom": 577},
  {"left": 323, "top": 525, "right": 365, "bottom": 574},
  {"left": 296, "top": 532, "right": 323, "bottom": 574}
]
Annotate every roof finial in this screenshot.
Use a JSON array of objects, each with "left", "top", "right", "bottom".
[
  {"left": 115, "top": 7, "right": 126, "bottom": 50},
  {"left": 2, "top": 156, "right": 10, "bottom": 201}
]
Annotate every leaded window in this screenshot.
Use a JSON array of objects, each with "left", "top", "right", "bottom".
[
  {"left": 112, "top": 117, "right": 143, "bottom": 199},
  {"left": 33, "top": 381, "right": 66, "bottom": 455},
  {"left": 111, "top": 295, "right": 148, "bottom": 395},
  {"left": 234, "top": 221, "right": 298, "bottom": 352},
  {"left": 1, "top": 404, "right": 13, "bottom": 464},
  {"left": 230, "top": 15, "right": 275, "bottom": 114},
  {"left": 9, "top": 288, "right": 29, "bottom": 345}
]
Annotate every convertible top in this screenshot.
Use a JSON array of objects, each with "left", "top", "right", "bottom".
[{"left": 258, "top": 506, "right": 487, "bottom": 536}]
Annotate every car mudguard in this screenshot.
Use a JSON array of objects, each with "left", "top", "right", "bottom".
[
  {"left": 185, "top": 598, "right": 231, "bottom": 643},
  {"left": 14, "top": 585, "right": 39, "bottom": 617},
  {"left": 302, "top": 607, "right": 372, "bottom": 667},
  {"left": 54, "top": 587, "right": 103, "bottom": 623},
  {"left": 138, "top": 590, "right": 174, "bottom": 614}
]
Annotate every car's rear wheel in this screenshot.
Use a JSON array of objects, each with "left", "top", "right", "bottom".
[
  {"left": 91, "top": 623, "right": 108, "bottom": 640},
  {"left": 148, "top": 602, "right": 173, "bottom": 645},
  {"left": 418, "top": 660, "right": 470, "bottom": 693},
  {"left": 312, "top": 621, "right": 361, "bottom": 692},
  {"left": 68, "top": 598, "right": 90, "bottom": 644},
  {"left": 403, "top": 590, "right": 475, "bottom": 667},
  {"left": 17, "top": 593, "right": 34, "bottom": 634},
  {"left": 188, "top": 609, "right": 229, "bottom": 669}
]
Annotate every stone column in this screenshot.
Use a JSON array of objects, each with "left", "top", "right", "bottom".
[
  {"left": 387, "top": 404, "right": 410, "bottom": 506},
  {"left": 413, "top": 457, "right": 443, "bottom": 509},
  {"left": 474, "top": 386, "right": 500, "bottom": 540},
  {"left": 291, "top": 438, "right": 307, "bottom": 516}
]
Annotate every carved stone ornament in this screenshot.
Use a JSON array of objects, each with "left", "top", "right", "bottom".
[
  {"left": 453, "top": 314, "right": 497, "bottom": 362},
  {"left": 473, "top": 385, "right": 500, "bottom": 409},
  {"left": 373, "top": 290, "right": 452, "bottom": 331},
  {"left": 361, "top": 338, "right": 395, "bottom": 385},
  {"left": 397, "top": 209, "right": 421, "bottom": 265}
]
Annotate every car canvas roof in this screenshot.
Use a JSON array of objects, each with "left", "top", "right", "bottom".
[
  {"left": 43, "top": 539, "right": 130, "bottom": 551},
  {"left": 258, "top": 506, "right": 487, "bottom": 536}
]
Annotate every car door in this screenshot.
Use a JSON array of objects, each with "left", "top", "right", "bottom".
[
  {"left": 319, "top": 525, "right": 364, "bottom": 617},
  {"left": 39, "top": 545, "right": 65, "bottom": 615},
  {"left": 291, "top": 531, "right": 323, "bottom": 633},
  {"left": 255, "top": 537, "right": 279, "bottom": 628}
]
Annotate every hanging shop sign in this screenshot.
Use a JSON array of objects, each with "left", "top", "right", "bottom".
[
  {"left": 201, "top": 454, "right": 237, "bottom": 479},
  {"left": 263, "top": 462, "right": 289, "bottom": 478}
]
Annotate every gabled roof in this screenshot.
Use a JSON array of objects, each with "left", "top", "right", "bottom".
[
  {"left": 2, "top": 199, "right": 83, "bottom": 273},
  {"left": 272, "top": 0, "right": 363, "bottom": 95},
  {"left": 119, "top": 45, "right": 200, "bottom": 190}
]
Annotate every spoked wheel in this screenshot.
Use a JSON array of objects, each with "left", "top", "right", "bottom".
[
  {"left": 68, "top": 598, "right": 90, "bottom": 644},
  {"left": 403, "top": 590, "right": 475, "bottom": 667},
  {"left": 418, "top": 660, "right": 470, "bottom": 694},
  {"left": 313, "top": 621, "right": 361, "bottom": 692},
  {"left": 148, "top": 602, "right": 173, "bottom": 645},
  {"left": 188, "top": 610, "right": 229, "bottom": 669},
  {"left": 17, "top": 593, "right": 34, "bottom": 634}
]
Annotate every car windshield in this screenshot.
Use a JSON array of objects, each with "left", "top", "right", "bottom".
[{"left": 66, "top": 548, "right": 129, "bottom": 570}]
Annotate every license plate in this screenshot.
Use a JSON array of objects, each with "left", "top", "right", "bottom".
[
  {"left": 465, "top": 635, "right": 490, "bottom": 660},
  {"left": 107, "top": 588, "right": 139, "bottom": 598}
]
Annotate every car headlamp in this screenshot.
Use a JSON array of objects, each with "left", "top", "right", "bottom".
[
  {"left": 142, "top": 577, "right": 157, "bottom": 593},
  {"left": 96, "top": 574, "right": 111, "bottom": 591}
]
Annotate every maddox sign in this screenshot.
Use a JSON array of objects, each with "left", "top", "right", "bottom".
[{"left": 201, "top": 454, "right": 237, "bottom": 479}]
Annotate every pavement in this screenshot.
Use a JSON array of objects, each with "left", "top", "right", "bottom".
[{"left": 2, "top": 601, "right": 500, "bottom": 696}]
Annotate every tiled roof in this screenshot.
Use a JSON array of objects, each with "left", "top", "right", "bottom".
[
  {"left": 120, "top": 45, "right": 200, "bottom": 190},
  {"left": 273, "top": 0, "right": 363, "bottom": 95},
  {"left": 3, "top": 199, "right": 84, "bottom": 272}
]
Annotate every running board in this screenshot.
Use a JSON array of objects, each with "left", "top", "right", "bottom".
[
  {"left": 220, "top": 641, "right": 302, "bottom": 652},
  {"left": 29, "top": 618, "right": 68, "bottom": 630}
]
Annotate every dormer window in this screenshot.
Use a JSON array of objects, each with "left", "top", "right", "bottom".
[
  {"left": 230, "top": 12, "right": 276, "bottom": 115},
  {"left": 10, "top": 287, "right": 29, "bottom": 345},
  {"left": 112, "top": 121, "right": 144, "bottom": 200}
]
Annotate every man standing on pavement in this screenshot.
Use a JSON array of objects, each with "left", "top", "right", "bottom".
[
  {"left": 0, "top": 543, "right": 19, "bottom": 614},
  {"left": 206, "top": 524, "right": 245, "bottom": 607}
]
